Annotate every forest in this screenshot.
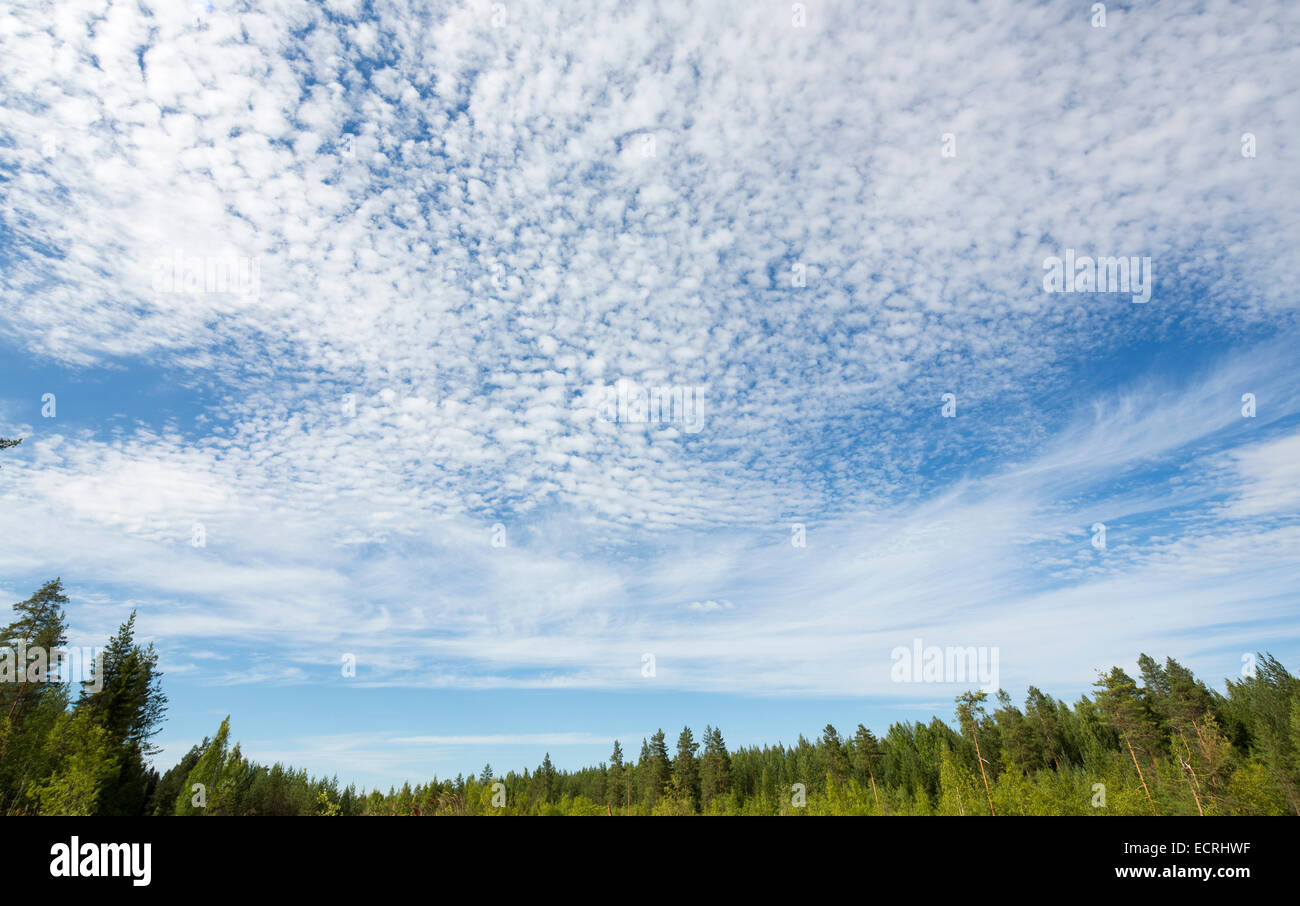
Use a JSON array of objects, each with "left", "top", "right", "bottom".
[{"left": 1, "top": 574, "right": 1297, "bottom": 816}]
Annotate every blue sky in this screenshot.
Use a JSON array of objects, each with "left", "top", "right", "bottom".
[{"left": 1, "top": 0, "right": 1298, "bottom": 790}]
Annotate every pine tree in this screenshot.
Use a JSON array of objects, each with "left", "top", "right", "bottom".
[
  {"left": 672, "top": 726, "right": 699, "bottom": 811},
  {"left": 1094, "top": 667, "right": 1161, "bottom": 815},
  {"left": 1137, "top": 653, "right": 1171, "bottom": 704},
  {"left": 820, "top": 724, "right": 848, "bottom": 783},
  {"left": 0, "top": 579, "right": 71, "bottom": 812},
  {"left": 852, "top": 724, "right": 883, "bottom": 812},
  {"left": 0, "top": 579, "right": 70, "bottom": 739},
  {"left": 699, "top": 726, "right": 731, "bottom": 810},
  {"left": 956, "top": 691, "right": 997, "bottom": 816},
  {"left": 1152, "top": 656, "right": 1227, "bottom": 814}
]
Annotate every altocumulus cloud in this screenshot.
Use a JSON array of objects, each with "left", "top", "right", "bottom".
[{"left": 0, "top": 1, "right": 1297, "bottom": 752}]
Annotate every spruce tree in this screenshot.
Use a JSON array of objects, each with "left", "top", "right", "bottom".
[
  {"left": 1224, "top": 653, "right": 1300, "bottom": 814},
  {"left": 606, "top": 740, "right": 625, "bottom": 811},
  {"left": 148, "top": 738, "right": 206, "bottom": 815},
  {"left": 1024, "top": 686, "right": 1066, "bottom": 771},
  {"left": 644, "top": 730, "right": 670, "bottom": 807},
  {"left": 176, "top": 716, "right": 231, "bottom": 815},
  {"left": 76, "top": 611, "right": 167, "bottom": 814},
  {"left": 537, "top": 753, "right": 556, "bottom": 802}
]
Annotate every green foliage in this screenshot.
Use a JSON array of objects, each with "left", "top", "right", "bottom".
[
  {"left": 0, "top": 582, "right": 165, "bottom": 815},
  {"left": 0, "top": 579, "right": 72, "bottom": 812},
  {"left": 316, "top": 789, "right": 342, "bottom": 816},
  {"left": 671, "top": 726, "right": 699, "bottom": 810},
  {"left": 699, "top": 725, "right": 731, "bottom": 809},
  {"left": 28, "top": 709, "right": 120, "bottom": 816},
  {"left": 77, "top": 611, "right": 168, "bottom": 815}
]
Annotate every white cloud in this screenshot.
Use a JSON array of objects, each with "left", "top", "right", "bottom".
[
  {"left": 1219, "top": 432, "right": 1300, "bottom": 518},
  {"left": 685, "top": 599, "right": 733, "bottom": 613},
  {"left": 0, "top": 0, "right": 1296, "bottom": 712}
]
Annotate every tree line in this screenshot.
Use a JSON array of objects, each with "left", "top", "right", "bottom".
[{"left": 340, "top": 654, "right": 1299, "bottom": 816}]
